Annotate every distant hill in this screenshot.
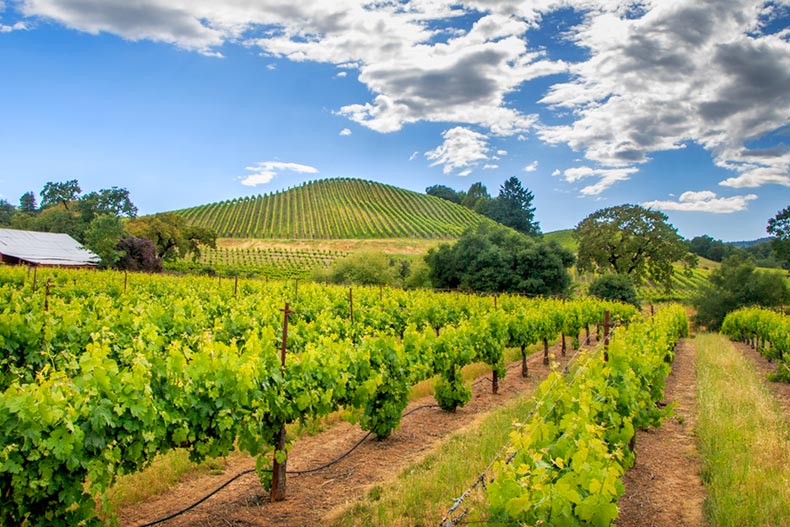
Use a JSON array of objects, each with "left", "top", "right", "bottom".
[
  {"left": 175, "top": 178, "right": 490, "bottom": 239},
  {"left": 544, "top": 229, "right": 577, "bottom": 252},
  {"left": 728, "top": 237, "right": 771, "bottom": 248}
]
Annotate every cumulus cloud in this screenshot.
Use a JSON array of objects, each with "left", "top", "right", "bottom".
[
  {"left": 538, "top": 0, "right": 790, "bottom": 193},
  {"left": 13, "top": 1, "right": 555, "bottom": 134},
  {"left": 339, "top": 128, "right": 352, "bottom": 136},
  {"left": 524, "top": 160, "right": 539, "bottom": 172},
  {"left": 425, "top": 127, "right": 490, "bottom": 175},
  {"left": 9, "top": 0, "right": 790, "bottom": 193},
  {"left": 643, "top": 190, "right": 758, "bottom": 213},
  {"left": 240, "top": 161, "right": 318, "bottom": 187}
]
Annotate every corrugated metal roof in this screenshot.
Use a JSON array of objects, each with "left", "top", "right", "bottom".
[{"left": 0, "top": 228, "right": 100, "bottom": 266}]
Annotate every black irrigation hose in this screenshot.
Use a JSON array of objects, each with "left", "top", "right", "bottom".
[
  {"left": 134, "top": 468, "right": 256, "bottom": 527},
  {"left": 134, "top": 403, "right": 441, "bottom": 527}
]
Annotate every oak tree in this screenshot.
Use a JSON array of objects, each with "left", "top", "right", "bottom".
[{"left": 574, "top": 204, "right": 695, "bottom": 291}]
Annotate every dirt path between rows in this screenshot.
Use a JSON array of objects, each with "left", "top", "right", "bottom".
[
  {"left": 735, "top": 341, "right": 790, "bottom": 413},
  {"left": 616, "top": 338, "right": 706, "bottom": 527},
  {"left": 118, "top": 340, "right": 585, "bottom": 527}
]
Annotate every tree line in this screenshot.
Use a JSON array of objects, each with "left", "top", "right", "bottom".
[{"left": 0, "top": 180, "right": 216, "bottom": 270}]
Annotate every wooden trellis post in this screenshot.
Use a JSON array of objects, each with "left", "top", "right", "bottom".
[{"left": 271, "top": 302, "right": 293, "bottom": 502}]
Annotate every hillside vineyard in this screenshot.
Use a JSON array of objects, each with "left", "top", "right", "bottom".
[{"left": 176, "top": 178, "right": 488, "bottom": 239}]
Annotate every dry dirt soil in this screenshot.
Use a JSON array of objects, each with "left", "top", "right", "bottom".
[
  {"left": 616, "top": 338, "right": 706, "bottom": 527},
  {"left": 119, "top": 342, "right": 578, "bottom": 527}
]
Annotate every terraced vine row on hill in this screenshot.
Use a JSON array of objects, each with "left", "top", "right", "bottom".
[
  {"left": 175, "top": 178, "right": 487, "bottom": 239},
  {"left": 0, "top": 266, "right": 636, "bottom": 526},
  {"left": 165, "top": 247, "right": 349, "bottom": 279}
]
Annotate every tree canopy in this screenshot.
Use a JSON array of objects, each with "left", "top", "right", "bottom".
[
  {"left": 461, "top": 182, "right": 490, "bottom": 209},
  {"left": 692, "top": 255, "right": 789, "bottom": 330},
  {"left": 425, "top": 222, "right": 574, "bottom": 295},
  {"left": 587, "top": 274, "right": 639, "bottom": 308},
  {"left": 0, "top": 200, "right": 14, "bottom": 226},
  {"left": 126, "top": 212, "right": 216, "bottom": 261},
  {"left": 40, "top": 180, "right": 81, "bottom": 210},
  {"left": 767, "top": 205, "right": 790, "bottom": 267},
  {"left": 19, "top": 192, "right": 36, "bottom": 213},
  {"left": 476, "top": 177, "right": 540, "bottom": 236},
  {"left": 425, "top": 184, "right": 463, "bottom": 204},
  {"left": 574, "top": 204, "right": 695, "bottom": 290}
]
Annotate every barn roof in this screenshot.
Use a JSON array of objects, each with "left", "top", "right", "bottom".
[{"left": 0, "top": 228, "right": 100, "bottom": 267}]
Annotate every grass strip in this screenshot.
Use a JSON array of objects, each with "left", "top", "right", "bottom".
[
  {"left": 696, "top": 333, "right": 790, "bottom": 526},
  {"left": 329, "top": 364, "right": 547, "bottom": 526}
]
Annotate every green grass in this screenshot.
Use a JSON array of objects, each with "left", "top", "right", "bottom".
[
  {"left": 544, "top": 228, "right": 577, "bottom": 252},
  {"left": 329, "top": 343, "right": 554, "bottom": 527},
  {"left": 695, "top": 333, "right": 790, "bottom": 526},
  {"left": 329, "top": 384, "right": 538, "bottom": 527},
  {"left": 173, "top": 178, "right": 491, "bottom": 239}
]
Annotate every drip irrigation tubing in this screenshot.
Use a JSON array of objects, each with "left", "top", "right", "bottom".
[{"left": 133, "top": 403, "right": 440, "bottom": 527}]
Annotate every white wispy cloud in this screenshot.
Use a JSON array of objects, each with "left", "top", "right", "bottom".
[
  {"left": 425, "top": 127, "right": 489, "bottom": 176},
  {"left": 643, "top": 190, "right": 758, "bottom": 213},
  {"left": 524, "top": 160, "right": 538, "bottom": 172},
  {"left": 483, "top": 163, "right": 499, "bottom": 170},
  {"left": 339, "top": 128, "right": 352, "bottom": 136},
  {"left": 240, "top": 161, "right": 318, "bottom": 187},
  {"left": 561, "top": 165, "right": 639, "bottom": 195}
]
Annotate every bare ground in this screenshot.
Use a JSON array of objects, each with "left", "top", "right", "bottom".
[
  {"left": 118, "top": 342, "right": 582, "bottom": 527},
  {"left": 616, "top": 338, "right": 706, "bottom": 527}
]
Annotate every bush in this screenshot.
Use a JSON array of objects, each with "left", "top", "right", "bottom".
[
  {"left": 588, "top": 274, "right": 639, "bottom": 307},
  {"left": 315, "top": 251, "right": 399, "bottom": 286},
  {"left": 425, "top": 222, "right": 574, "bottom": 295},
  {"left": 692, "top": 255, "right": 788, "bottom": 330},
  {"left": 115, "top": 235, "right": 163, "bottom": 272}
]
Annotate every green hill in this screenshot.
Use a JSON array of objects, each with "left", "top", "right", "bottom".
[
  {"left": 544, "top": 229, "right": 577, "bottom": 252},
  {"left": 175, "top": 178, "right": 489, "bottom": 239}
]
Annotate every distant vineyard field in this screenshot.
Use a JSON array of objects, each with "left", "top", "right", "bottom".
[
  {"left": 166, "top": 246, "right": 349, "bottom": 279},
  {"left": 174, "top": 178, "right": 489, "bottom": 239}
]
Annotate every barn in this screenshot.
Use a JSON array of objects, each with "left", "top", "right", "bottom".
[{"left": 0, "top": 228, "right": 100, "bottom": 267}]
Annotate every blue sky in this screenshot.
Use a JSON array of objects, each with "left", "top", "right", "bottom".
[{"left": 1, "top": 1, "right": 788, "bottom": 241}]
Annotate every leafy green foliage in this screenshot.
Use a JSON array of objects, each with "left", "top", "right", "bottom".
[
  {"left": 722, "top": 307, "right": 790, "bottom": 382},
  {"left": 692, "top": 255, "right": 789, "bottom": 330},
  {"left": 575, "top": 204, "right": 696, "bottom": 291},
  {"left": 691, "top": 234, "right": 782, "bottom": 268},
  {"left": 84, "top": 214, "right": 126, "bottom": 268},
  {"left": 40, "top": 179, "right": 81, "bottom": 210},
  {"left": 588, "top": 274, "right": 639, "bottom": 307},
  {"left": 127, "top": 212, "right": 217, "bottom": 261},
  {"left": 19, "top": 191, "right": 37, "bottom": 213},
  {"left": 487, "top": 305, "right": 687, "bottom": 525},
  {"left": 767, "top": 205, "right": 790, "bottom": 268},
  {"left": 316, "top": 251, "right": 399, "bottom": 286},
  {"left": 426, "top": 222, "right": 574, "bottom": 295},
  {"left": 0, "top": 265, "right": 637, "bottom": 525},
  {"left": 426, "top": 184, "right": 463, "bottom": 204},
  {"left": 476, "top": 177, "right": 540, "bottom": 236},
  {"left": 461, "top": 182, "right": 490, "bottom": 209},
  {"left": 0, "top": 199, "right": 14, "bottom": 226}
]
